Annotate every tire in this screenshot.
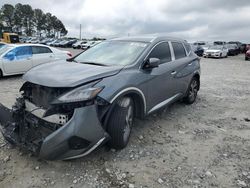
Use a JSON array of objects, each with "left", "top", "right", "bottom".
[
  {"left": 107, "top": 97, "right": 134, "bottom": 149},
  {"left": 0, "top": 69, "right": 3, "bottom": 78},
  {"left": 183, "top": 77, "right": 199, "bottom": 104},
  {"left": 246, "top": 57, "right": 249, "bottom": 61}
]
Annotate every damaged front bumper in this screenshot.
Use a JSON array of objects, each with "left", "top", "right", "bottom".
[{"left": 0, "top": 100, "right": 109, "bottom": 160}]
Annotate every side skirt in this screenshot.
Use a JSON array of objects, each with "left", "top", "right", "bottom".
[{"left": 147, "top": 93, "right": 183, "bottom": 114}]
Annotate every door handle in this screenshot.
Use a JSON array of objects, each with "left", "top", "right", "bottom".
[
  {"left": 27, "top": 57, "right": 31, "bottom": 60},
  {"left": 171, "top": 71, "right": 177, "bottom": 75},
  {"left": 188, "top": 62, "right": 193, "bottom": 66}
]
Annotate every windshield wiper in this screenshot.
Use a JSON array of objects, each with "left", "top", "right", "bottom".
[
  {"left": 66, "top": 58, "right": 78, "bottom": 63},
  {"left": 80, "top": 62, "right": 108, "bottom": 66}
]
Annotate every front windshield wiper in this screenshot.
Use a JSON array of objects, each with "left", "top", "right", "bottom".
[
  {"left": 66, "top": 58, "right": 78, "bottom": 63},
  {"left": 80, "top": 62, "right": 108, "bottom": 66}
]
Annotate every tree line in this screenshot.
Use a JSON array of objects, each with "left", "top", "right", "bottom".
[{"left": 0, "top": 3, "right": 68, "bottom": 37}]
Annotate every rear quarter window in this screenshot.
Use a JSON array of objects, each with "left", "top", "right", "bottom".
[{"left": 172, "top": 42, "right": 187, "bottom": 59}]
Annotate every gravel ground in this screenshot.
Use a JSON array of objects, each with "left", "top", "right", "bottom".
[{"left": 0, "top": 51, "right": 250, "bottom": 188}]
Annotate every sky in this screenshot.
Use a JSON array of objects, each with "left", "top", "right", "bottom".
[{"left": 1, "top": 0, "right": 250, "bottom": 42}]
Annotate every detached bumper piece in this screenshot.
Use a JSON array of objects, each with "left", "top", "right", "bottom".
[{"left": 0, "top": 98, "right": 109, "bottom": 160}]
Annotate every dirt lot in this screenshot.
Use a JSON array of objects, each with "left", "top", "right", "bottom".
[{"left": 0, "top": 52, "right": 250, "bottom": 188}]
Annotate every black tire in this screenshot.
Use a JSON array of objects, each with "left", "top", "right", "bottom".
[
  {"left": 107, "top": 97, "right": 134, "bottom": 149},
  {"left": 0, "top": 69, "right": 3, "bottom": 78},
  {"left": 183, "top": 77, "right": 199, "bottom": 104},
  {"left": 246, "top": 57, "right": 249, "bottom": 61}
]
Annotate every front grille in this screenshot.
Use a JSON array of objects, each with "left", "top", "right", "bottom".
[
  {"left": 23, "top": 82, "right": 70, "bottom": 108},
  {"left": 21, "top": 82, "right": 74, "bottom": 123}
]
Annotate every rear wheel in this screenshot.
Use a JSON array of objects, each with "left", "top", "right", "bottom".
[
  {"left": 246, "top": 56, "right": 249, "bottom": 61},
  {"left": 107, "top": 97, "right": 134, "bottom": 149},
  {"left": 183, "top": 77, "right": 199, "bottom": 104}
]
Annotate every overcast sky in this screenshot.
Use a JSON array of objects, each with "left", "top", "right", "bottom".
[{"left": 1, "top": 0, "right": 250, "bottom": 42}]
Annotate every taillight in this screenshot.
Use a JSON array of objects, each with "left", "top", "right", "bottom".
[{"left": 67, "top": 52, "right": 72, "bottom": 57}]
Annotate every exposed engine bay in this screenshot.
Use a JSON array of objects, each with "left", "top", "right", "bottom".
[{"left": 0, "top": 82, "right": 110, "bottom": 160}]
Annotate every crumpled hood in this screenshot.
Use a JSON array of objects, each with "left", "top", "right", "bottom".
[
  {"left": 205, "top": 49, "right": 221, "bottom": 53},
  {"left": 23, "top": 60, "right": 123, "bottom": 87}
]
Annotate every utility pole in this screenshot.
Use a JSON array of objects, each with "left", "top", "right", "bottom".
[{"left": 80, "top": 24, "right": 82, "bottom": 40}]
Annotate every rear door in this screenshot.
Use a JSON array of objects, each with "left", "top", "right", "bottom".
[
  {"left": 31, "top": 46, "right": 55, "bottom": 66},
  {"left": 171, "top": 42, "right": 196, "bottom": 94},
  {"left": 2, "top": 46, "right": 33, "bottom": 74}
]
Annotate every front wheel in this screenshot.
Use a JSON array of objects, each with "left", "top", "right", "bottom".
[
  {"left": 0, "top": 69, "right": 3, "bottom": 78},
  {"left": 107, "top": 97, "right": 134, "bottom": 149},
  {"left": 183, "top": 77, "right": 199, "bottom": 104}
]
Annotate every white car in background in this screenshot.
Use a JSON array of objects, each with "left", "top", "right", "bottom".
[
  {"left": 0, "top": 44, "right": 72, "bottom": 77},
  {"left": 203, "top": 45, "right": 228, "bottom": 58},
  {"left": 72, "top": 40, "right": 87, "bottom": 49}
]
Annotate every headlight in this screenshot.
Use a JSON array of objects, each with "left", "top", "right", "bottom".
[{"left": 55, "top": 84, "right": 104, "bottom": 104}]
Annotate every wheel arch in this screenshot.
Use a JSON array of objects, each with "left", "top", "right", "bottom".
[
  {"left": 193, "top": 73, "right": 200, "bottom": 90},
  {"left": 124, "top": 92, "right": 145, "bottom": 119},
  {"left": 109, "top": 87, "right": 146, "bottom": 119}
]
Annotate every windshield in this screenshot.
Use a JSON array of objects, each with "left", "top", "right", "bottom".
[
  {"left": 0, "top": 46, "right": 13, "bottom": 55},
  {"left": 74, "top": 41, "right": 148, "bottom": 66},
  {"left": 209, "top": 46, "right": 222, "bottom": 50},
  {"left": 226, "top": 44, "right": 234, "bottom": 49}
]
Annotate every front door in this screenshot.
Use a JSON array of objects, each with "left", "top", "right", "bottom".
[
  {"left": 2, "top": 46, "right": 33, "bottom": 74},
  {"left": 143, "top": 41, "right": 177, "bottom": 112}
]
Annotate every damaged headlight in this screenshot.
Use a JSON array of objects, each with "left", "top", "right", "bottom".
[{"left": 54, "top": 83, "right": 104, "bottom": 104}]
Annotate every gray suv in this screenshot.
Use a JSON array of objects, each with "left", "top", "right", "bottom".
[{"left": 0, "top": 35, "right": 200, "bottom": 160}]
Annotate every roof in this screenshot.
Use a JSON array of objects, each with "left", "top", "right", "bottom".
[
  {"left": 111, "top": 34, "right": 185, "bottom": 43},
  {"left": 13, "top": 43, "right": 50, "bottom": 47}
]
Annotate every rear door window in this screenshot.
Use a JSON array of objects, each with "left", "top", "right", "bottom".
[
  {"left": 148, "top": 42, "right": 171, "bottom": 64},
  {"left": 32, "top": 46, "right": 53, "bottom": 54},
  {"left": 172, "top": 42, "right": 187, "bottom": 59}
]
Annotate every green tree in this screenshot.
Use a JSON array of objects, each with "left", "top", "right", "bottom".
[
  {"left": 1, "top": 4, "right": 15, "bottom": 28},
  {"left": 1, "top": 3, "right": 68, "bottom": 37},
  {"left": 0, "top": 9, "right": 3, "bottom": 28},
  {"left": 54, "top": 19, "right": 67, "bottom": 37},
  {"left": 13, "top": 3, "right": 24, "bottom": 33},
  {"left": 45, "top": 13, "right": 53, "bottom": 37},
  {"left": 33, "top": 9, "right": 46, "bottom": 36},
  {"left": 21, "top": 4, "right": 34, "bottom": 36}
]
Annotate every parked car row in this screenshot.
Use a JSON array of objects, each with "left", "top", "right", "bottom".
[
  {"left": 20, "top": 36, "right": 104, "bottom": 50},
  {"left": 191, "top": 41, "right": 249, "bottom": 59}
]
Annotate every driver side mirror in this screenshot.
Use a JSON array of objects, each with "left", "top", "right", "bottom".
[{"left": 144, "top": 58, "right": 160, "bottom": 69}]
